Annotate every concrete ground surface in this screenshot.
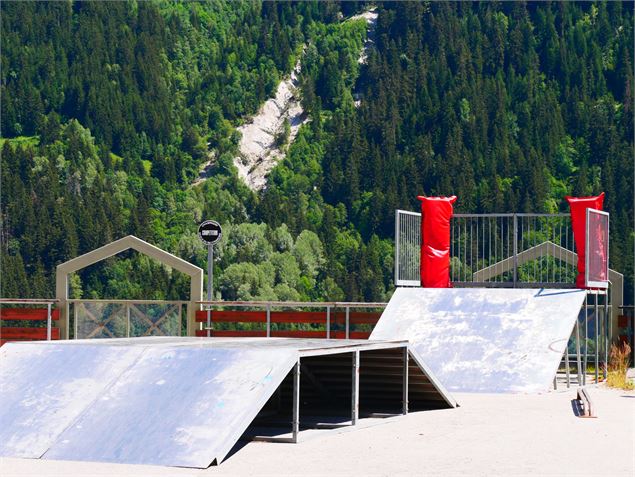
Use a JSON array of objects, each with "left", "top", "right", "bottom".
[{"left": 2, "top": 385, "right": 633, "bottom": 477}]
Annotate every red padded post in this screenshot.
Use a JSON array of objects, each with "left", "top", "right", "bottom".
[
  {"left": 565, "top": 192, "right": 604, "bottom": 288},
  {"left": 417, "top": 195, "right": 457, "bottom": 288}
]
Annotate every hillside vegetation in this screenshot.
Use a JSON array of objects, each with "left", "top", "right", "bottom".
[{"left": 1, "top": 1, "right": 633, "bottom": 304}]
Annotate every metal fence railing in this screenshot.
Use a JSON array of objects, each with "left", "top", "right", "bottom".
[
  {"left": 196, "top": 301, "right": 387, "bottom": 339},
  {"left": 395, "top": 210, "right": 578, "bottom": 288},
  {"left": 0, "top": 299, "right": 59, "bottom": 344},
  {"left": 394, "top": 210, "right": 422, "bottom": 286}
]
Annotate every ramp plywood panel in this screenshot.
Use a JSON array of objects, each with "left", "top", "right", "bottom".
[
  {"left": 0, "top": 340, "right": 296, "bottom": 467},
  {"left": 0, "top": 344, "right": 146, "bottom": 458},
  {"left": 371, "top": 288, "right": 586, "bottom": 393}
]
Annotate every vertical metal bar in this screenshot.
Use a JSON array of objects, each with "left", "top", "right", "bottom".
[
  {"left": 559, "top": 219, "right": 562, "bottom": 283},
  {"left": 394, "top": 210, "right": 400, "bottom": 285},
  {"left": 513, "top": 215, "right": 518, "bottom": 286},
  {"left": 351, "top": 351, "right": 359, "bottom": 425},
  {"left": 469, "top": 219, "right": 473, "bottom": 282},
  {"left": 575, "top": 318, "right": 582, "bottom": 386},
  {"left": 451, "top": 217, "right": 455, "bottom": 281},
  {"left": 488, "top": 217, "right": 492, "bottom": 272},
  {"left": 494, "top": 217, "right": 497, "bottom": 282},
  {"left": 206, "top": 307, "right": 211, "bottom": 338},
  {"left": 402, "top": 348, "right": 409, "bottom": 415},
  {"left": 464, "top": 218, "right": 467, "bottom": 281},
  {"left": 46, "top": 303, "right": 52, "bottom": 341},
  {"left": 533, "top": 217, "right": 537, "bottom": 282},
  {"left": 482, "top": 217, "right": 485, "bottom": 276},
  {"left": 409, "top": 213, "right": 413, "bottom": 282},
  {"left": 207, "top": 245, "right": 213, "bottom": 300},
  {"left": 345, "top": 306, "right": 350, "bottom": 340},
  {"left": 292, "top": 359, "right": 300, "bottom": 443},
  {"left": 476, "top": 217, "right": 480, "bottom": 276},
  {"left": 326, "top": 306, "right": 331, "bottom": 339},
  {"left": 451, "top": 216, "right": 455, "bottom": 282},
  {"left": 595, "top": 293, "right": 599, "bottom": 383},
  {"left": 126, "top": 303, "right": 131, "bottom": 338},
  {"left": 604, "top": 292, "right": 609, "bottom": 380},
  {"left": 266, "top": 304, "right": 271, "bottom": 337},
  {"left": 178, "top": 304, "right": 183, "bottom": 337},
  {"left": 70, "top": 302, "right": 74, "bottom": 340},
  {"left": 582, "top": 292, "right": 589, "bottom": 385},
  {"left": 565, "top": 348, "right": 570, "bottom": 388}
]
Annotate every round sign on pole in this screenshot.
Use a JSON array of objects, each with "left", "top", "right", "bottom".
[{"left": 198, "top": 220, "right": 222, "bottom": 245}]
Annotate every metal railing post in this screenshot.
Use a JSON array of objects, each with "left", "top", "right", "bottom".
[
  {"left": 513, "top": 214, "right": 518, "bottom": 287},
  {"left": 326, "top": 306, "right": 331, "bottom": 339},
  {"left": 582, "top": 291, "right": 589, "bottom": 386},
  {"left": 603, "top": 288, "right": 611, "bottom": 379},
  {"left": 394, "top": 209, "right": 400, "bottom": 285},
  {"left": 402, "top": 347, "right": 409, "bottom": 415},
  {"left": 126, "top": 303, "right": 131, "bottom": 338},
  {"left": 595, "top": 293, "right": 599, "bottom": 384},
  {"left": 575, "top": 319, "right": 582, "bottom": 386},
  {"left": 266, "top": 304, "right": 271, "bottom": 337},
  {"left": 71, "top": 302, "right": 75, "bottom": 340},
  {"left": 292, "top": 359, "right": 301, "bottom": 443},
  {"left": 351, "top": 350, "right": 359, "bottom": 425},
  {"left": 206, "top": 307, "right": 211, "bottom": 338},
  {"left": 345, "top": 306, "right": 350, "bottom": 340},
  {"left": 565, "top": 349, "right": 570, "bottom": 388},
  {"left": 46, "top": 303, "right": 52, "bottom": 341}
]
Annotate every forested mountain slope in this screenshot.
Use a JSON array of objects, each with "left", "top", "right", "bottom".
[{"left": 1, "top": 1, "right": 633, "bottom": 304}]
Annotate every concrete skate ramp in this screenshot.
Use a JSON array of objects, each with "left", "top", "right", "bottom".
[
  {"left": 0, "top": 337, "right": 454, "bottom": 468},
  {"left": 371, "top": 288, "right": 586, "bottom": 393}
]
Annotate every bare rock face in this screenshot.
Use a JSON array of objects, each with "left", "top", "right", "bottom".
[
  {"left": 233, "top": 9, "right": 378, "bottom": 190},
  {"left": 352, "top": 8, "right": 378, "bottom": 108},
  {"left": 234, "top": 59, "right": 308, "bottom": 191},
  {"left": 350, "top": 8, "right": 378, "bottom": 66}
]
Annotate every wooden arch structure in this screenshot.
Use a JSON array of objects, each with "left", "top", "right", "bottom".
[{"left": 56, "top": 235, "right": 203, "bottom": 339}]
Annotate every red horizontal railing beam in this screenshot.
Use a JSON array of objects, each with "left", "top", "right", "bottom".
[
  {"left": 196, "top": 310, "right": 266, "bottom": 323},
  {"left": 0, "top": 308, "right": 59, "bottom": 321},
  {"left": 0, "top": 327, "right": 60, "bottom": 340},
  {"left": 195, "top": 309, "right": 380, "bottom": 324},
  {"left": 195, "top": 329, "right": 372, "bottom": 339},
  {"left": 195, "top": 329, "right": 266, "bottom": 337}
]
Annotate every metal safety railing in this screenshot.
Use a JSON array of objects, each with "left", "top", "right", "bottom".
[
  {"left": 395, "top": 210, "right": 577, "bottom": 287},
  {"left": 68, "top": 299, "right": 188, "bottom": 339},
  {"left": 0, "top": 299, "right": 59, "bottom": 344},
  {"left": 196, "top": 301, "right": 387, "bottom": 339}
]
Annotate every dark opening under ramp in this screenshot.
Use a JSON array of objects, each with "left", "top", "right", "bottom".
[
  {"left": 0, "top": 337, "right": 455, "bottom": 468},
  {"left": 370, "top": 288, "right": 587, "bottom": 393}
]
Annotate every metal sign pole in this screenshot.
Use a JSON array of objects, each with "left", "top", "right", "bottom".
[
  {"left": 198, "top": 220, "right": 222, "bottom": 338},
  {"left": 207, "top": 245, "right": 213, "bottom": 301}
]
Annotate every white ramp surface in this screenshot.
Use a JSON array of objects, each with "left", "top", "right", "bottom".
[
  {"left": 371, "top": 288, "right": 586, "bottom": 393},
  {"left": 0, "top": 338, "right": 296, "bottom": 468}
]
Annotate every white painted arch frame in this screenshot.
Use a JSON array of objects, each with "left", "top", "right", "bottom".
[{"left": 56, "top": 235, "right": 203, "bottom": 339}]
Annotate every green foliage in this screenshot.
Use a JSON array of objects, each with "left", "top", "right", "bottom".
[{"left": 1, "top": 1, "right": 633, "bottom": 306}]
